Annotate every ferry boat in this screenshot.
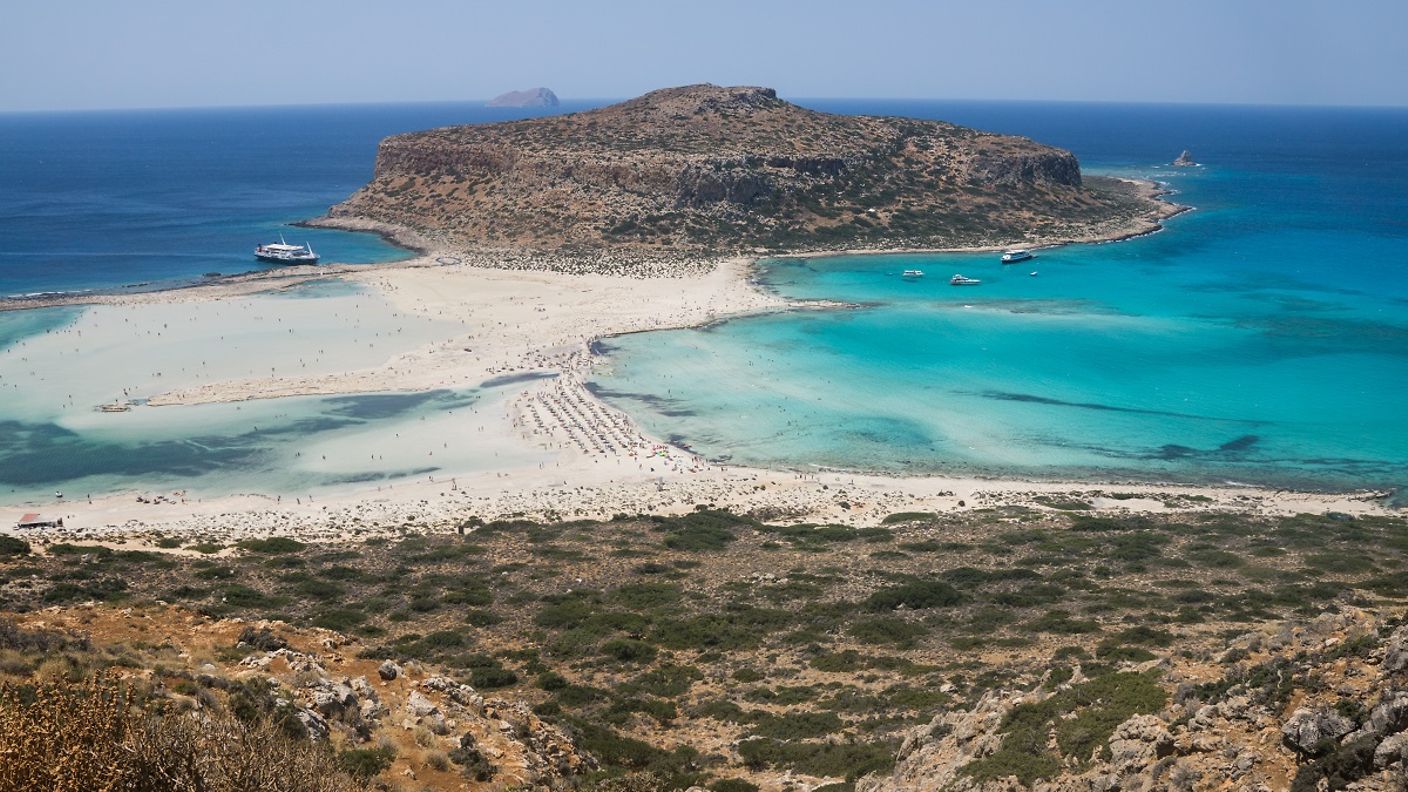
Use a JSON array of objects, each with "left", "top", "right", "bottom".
[
  {"left": 254, "top": 235, "right": 320, "bottom": 265},
  {"left": 950, "top": 274, "right": 981, "bottom": 286},
  {"left": 1000, "top": 249, "right": 1034, "bottom": 264},
  {"left": 901, "top": 269, "right": 924, "bottom": 278}
]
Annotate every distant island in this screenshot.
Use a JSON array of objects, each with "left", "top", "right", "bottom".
[
  {"left": 321, "top": 84, "right": 1180, "bottom": 264},
  {"left": 1174, "top": 149, "right": 1198, "bottom": 167},
  {"left": 485, "top": 87, "right": 559, "bottom": 108}
]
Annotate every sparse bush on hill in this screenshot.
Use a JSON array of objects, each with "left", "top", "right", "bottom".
[
  {"left": 865, "top": 579, "right": 962, "bottom": 611},
  {"left": 0, "top": 536, "right": 29, "bottom": 557}
]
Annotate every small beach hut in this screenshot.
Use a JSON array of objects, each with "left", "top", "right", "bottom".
[{"left": 15, "top": 513, "right": 63, "bottom": 529}]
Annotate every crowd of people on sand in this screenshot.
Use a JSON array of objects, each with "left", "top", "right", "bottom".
[
  {"left": 135, "top": 492, "right": 186, "bottom": 505},
  {"left": 409, "top": 245, "right": 725, "bottom": 279}
]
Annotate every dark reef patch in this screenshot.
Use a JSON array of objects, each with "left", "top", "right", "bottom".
[{"left": 977, "top": 390, "right": 1263, "bottom": 425}]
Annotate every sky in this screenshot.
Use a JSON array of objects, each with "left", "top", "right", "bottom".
[{"left": 2, "top": 0, "right": 1406, "bottom": 112}]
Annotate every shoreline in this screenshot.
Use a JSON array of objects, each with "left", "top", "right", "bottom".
[
  {"left": 8, "top": 178, "right": 1395, "bottom": 539},
  {"left": 0, "top": 176, "right": 1185, "bottom": 314}
]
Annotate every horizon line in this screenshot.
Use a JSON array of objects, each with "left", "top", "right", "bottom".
[{"left": 4, "top": 94, "right": 1408, "bottom": 116}]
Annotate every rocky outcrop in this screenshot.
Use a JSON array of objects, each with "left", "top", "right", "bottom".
[
  {"left": 486, "top": 87, "right": 559, "bottom": 108},
  {"left": 1173, "top": 149, "right": 1198, "bottom": 167},
  {"left": 860, "top": 609, "right": 1408, "bottom": 792},
  {"left": 1282, "top": 707, "right": 1357, "bottom": 753},
  {"left": 328, "top": 84, "right": 1169, "bottom": 261}
]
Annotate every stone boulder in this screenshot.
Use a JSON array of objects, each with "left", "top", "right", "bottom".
[
  {"left": 378, "top": 659, "right": 401, "bottom": 680},
  {"left": 294, "top": 707, "right": 330, "bottom": 740},
  {"left": 422, "top": 675, "right": 483, "bottom": 712},
  {"left": 1282, "top": 707, "right": 1356, "bottom": 754},
  {"left": 1385, "top": 626, "right": 1408, "bottom": 675},
  {"left": 311, "top": 681, "right": 357, "bottom": 720},
  {"left": 1374, "top": 732, "right": 1408, "bottom": 769},
  {"left": 407, "top": 690, "right": 439, "bottom": 718},
  {"left": 1108, "top": 714, "right": 1175, "bottom": 771},
  {"left": 1366, "top": 690, "right": 1408, "bottom": 738}
]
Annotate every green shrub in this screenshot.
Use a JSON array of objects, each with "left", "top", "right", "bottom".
[
  {"left": 0, "top": 536, "right": 31, "bottom": 557},
  {"left": 865, "top": 580, "right": 961, "bottom": 611},
  {"left": 537, "top": 671, "right": 569, "bottom": 691},
  {"left": 628, "top": 665, "right": 702, "bottom": 697},
  {"left": 237, "top": 537, "right": 306, "bottom": 554},
  {"left": 470, "top": 666, "right": 518, "bottom": 689},
  {"left": 848, "top": 617, "right": 928, "bottom": 647},
  {"left": 737, "top": 738, "right": 894, "bottom": 780},
  {"left": 655, "top": 509, "right": 753, "bottom": 551},
  {"left": 611, "top": 582, "right": 684, "bottom": 609},
  {"left": 748, "top": 711, "right": 844, "bottom": 740},
  {"left": 312, "top": 609, "right": 365, "bottom": 632},
  {"left": 602, "top": 638, "right": 659, "bottom": 664},
  {"left": 881, "top": 512, "right": 937, "bottom": 524},
  {"left": 337, "top": 746, "right": 395, "bottom": 781}
]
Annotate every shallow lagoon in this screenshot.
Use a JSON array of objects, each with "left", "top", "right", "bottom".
[
  {"left": 592, "top": 145, "right": 1408, "bottom": 492},
  {"left": 0, "top": 284, "right": 547, "bottom": 500}
]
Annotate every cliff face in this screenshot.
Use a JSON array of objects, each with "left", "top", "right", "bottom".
[{"left": 330, "top": 84, "right": 1159, "bottom": 256}]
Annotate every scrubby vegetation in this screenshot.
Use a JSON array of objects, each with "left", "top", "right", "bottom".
[
  {"left": 0, "top": 674, "right": 363, "bottom": 792},
  {"left": 0, "top": 507, "right": 1405, "bottom": 789}
]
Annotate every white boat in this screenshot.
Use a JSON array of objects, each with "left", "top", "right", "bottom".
[
  {"left": 950, "top": 274, "right": 981, "bottom": 286},
  {"left": 254, "top": 234, "right": 320, "bottom": 265},
  {"left": 901, "top": 269, "right": 924, "bottom": 278},
  {"left": 1001, "top": 249, "right": 1034, "bottom": 264}
]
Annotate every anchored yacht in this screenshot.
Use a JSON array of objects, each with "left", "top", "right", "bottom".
[{"left": 254, "top": 235, "right": 320, "bottom": 265}]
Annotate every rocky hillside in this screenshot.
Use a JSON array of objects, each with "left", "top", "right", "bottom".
[
  {"left": 2, "top": 606, "right": 591, "bottom": 791},
  {"left": 860, "top": 609, "right": 1408, "bottom": 792},
  {"left": 325, "top": 84, "right": 1173, "bottom": 259},
  {"left": 4, "top": 508, "right": 1405, "bottom": 791}
]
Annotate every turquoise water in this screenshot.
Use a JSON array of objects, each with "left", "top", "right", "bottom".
[
  {"left": 2, "top": 100, "right": 1405, "bottom": 498},
  {"left": 592, "top": 105, "right": 1408, "bottom": 493}
]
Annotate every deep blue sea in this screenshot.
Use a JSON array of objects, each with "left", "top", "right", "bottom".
[
  {"left": 1, "top": 99, "right": 1406, "bottom": 498},
  {"left": 0, "top": 101, "right": 595, "bottom": 295}
]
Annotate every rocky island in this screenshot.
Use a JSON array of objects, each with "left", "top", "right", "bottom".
[
  {"left": 486, "top": 87, "right": 560, "bottom": 108},
  {"left": 320, "top": 84, "right": 1179, "bottom": 267}
]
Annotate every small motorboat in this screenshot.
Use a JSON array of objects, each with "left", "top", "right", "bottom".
[
  {"left": 1029, "top": 271, "right": 1039, "bottom": 277},
  {"left": 950, "top": 274, "right": 981, "bottom": 286},
  {"left": 901, "top": 269, "right": 924, "bottom": 278},
  {"left": 1001, "top": 249, "right": 1035, "bottom": 264}
]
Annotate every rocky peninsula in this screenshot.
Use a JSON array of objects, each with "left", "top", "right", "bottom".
[{"left": 318, "top": 84, "right": 1180, "bottom": 269}]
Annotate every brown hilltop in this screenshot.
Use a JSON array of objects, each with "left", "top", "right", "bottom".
[{"left": 326, "top": 84, "right": 1174, "bottom": 259}]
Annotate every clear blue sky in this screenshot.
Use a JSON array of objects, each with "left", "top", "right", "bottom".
[{"left": 3, "top": 0, "right": 1405, "bottom": 111}]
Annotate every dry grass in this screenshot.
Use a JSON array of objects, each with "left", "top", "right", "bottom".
[{"left": 0, "top": 674, "right": 365, "bottom": 792}]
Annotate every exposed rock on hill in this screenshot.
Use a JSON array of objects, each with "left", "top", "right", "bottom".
[
  {"left": 859, "top": 610, "right": 1408, "bottom": 792},
  {"left": 325, "top": 84, "right": 1176, "bottom": 262},
  {"left": 486, "top": 87, "right": 560, "bottom": 108}
]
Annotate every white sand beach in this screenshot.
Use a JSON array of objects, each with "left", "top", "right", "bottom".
[{"left": 0, "top": 250, "right": 1394, "bottom": 543}]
